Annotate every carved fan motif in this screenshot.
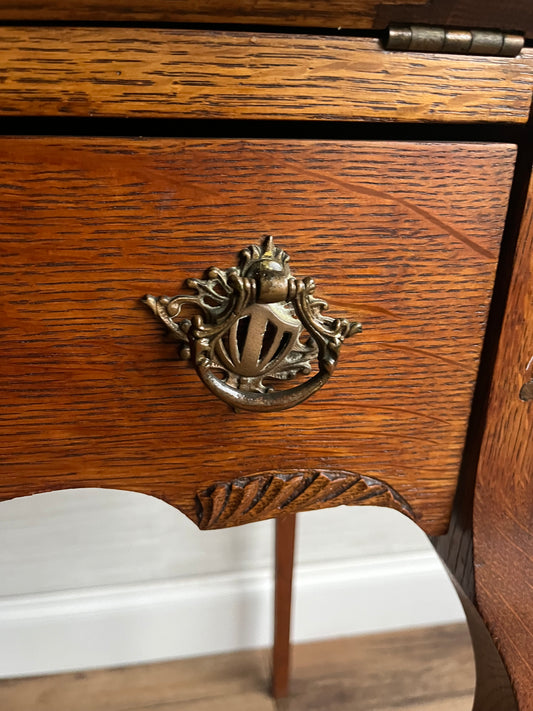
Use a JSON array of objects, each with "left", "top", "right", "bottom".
[{"left": 195, "top": 469, "right": 414, "bottom": 529}]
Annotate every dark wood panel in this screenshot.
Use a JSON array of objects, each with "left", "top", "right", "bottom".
[
  {"left": 0, "top": 0, "right": 531, "bottom": 40},
  {"left": 473, "top": 173, "right": 533, "bottom": 710},
  {"left": 0, "top": 139, "right": 515, "bottom": 534},
  {"left": 0, "top": 0, "right": 423, "bottom": 25},
  {"left": 0, "top": 29, "right": 532, "bottom": 123}
]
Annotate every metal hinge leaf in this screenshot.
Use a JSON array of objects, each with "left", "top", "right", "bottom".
[{"left": 385, "top": 24, "right": 524, "bottom": 57}]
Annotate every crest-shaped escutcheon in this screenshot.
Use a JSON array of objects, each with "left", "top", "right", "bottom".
[
  {"left": 143, "top": 237, "right": 361, "bottom": 412},
  {"left": 215, "top": 302, "right": 302, "bottom": 380}
]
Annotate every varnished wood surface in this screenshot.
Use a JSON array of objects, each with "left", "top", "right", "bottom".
[
  {"left": 0, "top": 624, "right": 475, "bottom": 711},
  {"left": 0, "top": 0, "right": 427, "bottom": 26},
  {"left": 0, "top": 0, "right": 531, "bottom": 40},
  {"left": 0, "top": 139, "right": 515, "bottom": 534},
  {"left": 272, "top": 514, "right": 296, "bottom": 700},
  {"left": 473, "top": 173, "right": 533, "bottom": 710},
  {"left": 0, "top": 29, "right": 532, "bottom": 123}
]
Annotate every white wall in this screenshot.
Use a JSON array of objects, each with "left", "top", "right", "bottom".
[{"left": 0, "top": 489, "right": 465, "bottom": 678}]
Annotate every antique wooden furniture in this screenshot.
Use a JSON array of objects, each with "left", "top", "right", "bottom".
[{"left": 0, "top": 3, "right": 531, "bottom": 709}]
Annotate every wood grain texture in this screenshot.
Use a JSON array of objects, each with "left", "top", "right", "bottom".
[
  {"left": 196, "top": 471, "right": 412, "bottom": 529},
  {"left": 0, "top": 0, "right": 531, "bottom": 42},
  {"left": 0, "top": 625, "right": 474, "bottom": 711},
  {"left": 0, "top": 28, "right": 532, "bottom": 123},
  {"left": 0, "top": 139, "right": 515, "bottom": 535},
  {"left": 272, "top": 514, "right": 296, "bottom": 700},
  {"left": 0, "top": 0, "right": 427, "bottom": 26},
  {"left": 0, "top": 647, "right": 273, "bottom": 711},
  {"left": 288, "top": 624, "right": 475, "bottom": 711},
  {"left": 472, "top": 173, "right": 533, "bottom": 710}
]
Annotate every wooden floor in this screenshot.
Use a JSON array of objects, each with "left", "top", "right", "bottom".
[{"left": 0, "top": 624, "right": 475, "bottom": 711}]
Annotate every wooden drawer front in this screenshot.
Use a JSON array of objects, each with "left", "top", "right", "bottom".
[
  {"left": 0, "top": 29, "right": 532, "bottom": 123},
  {"left": 0, "top": 138, "right": 515, "bottom": 534}
]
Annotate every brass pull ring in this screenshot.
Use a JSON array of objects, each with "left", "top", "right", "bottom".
[{"left": 143, "top": 237, "right": 361, "bottom": 412}]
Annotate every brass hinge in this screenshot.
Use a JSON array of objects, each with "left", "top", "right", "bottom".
[{"left": 385, "top": 24, "right": 524, "bottom": 57}]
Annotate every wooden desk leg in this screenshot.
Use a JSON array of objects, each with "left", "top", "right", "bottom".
[
  {"left": 272, "top": 513, "right": 297, "bottom": 700},
  {"left": 434, "top": 161, "right": 533, "bottom": 710}
]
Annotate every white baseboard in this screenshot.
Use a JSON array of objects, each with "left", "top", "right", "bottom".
[{"left": 0, "top": 551, "right": 465, "bottom": 678}]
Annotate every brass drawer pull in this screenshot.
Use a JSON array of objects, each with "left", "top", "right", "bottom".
[{"left": 144, "top": 237, "right": 361, "bottom": 412}]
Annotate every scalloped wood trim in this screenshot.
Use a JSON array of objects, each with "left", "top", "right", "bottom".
[{"left": 195, "top": 469, "right": 414, "bottom": 530}]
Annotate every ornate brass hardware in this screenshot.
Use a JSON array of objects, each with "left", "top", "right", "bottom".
[{"left": 143, "top": 237, "right": 361, "bottom": 412}]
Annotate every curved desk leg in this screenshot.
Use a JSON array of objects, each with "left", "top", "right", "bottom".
[
  {"left": 434, "top": 526, "right": 520, "bottom": 711},
  {"left": 434, "top": 168, "right": 533, "bottom": 711},
  {"left": 272, "top": 514, "right": 297, "bottom": 700}
]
